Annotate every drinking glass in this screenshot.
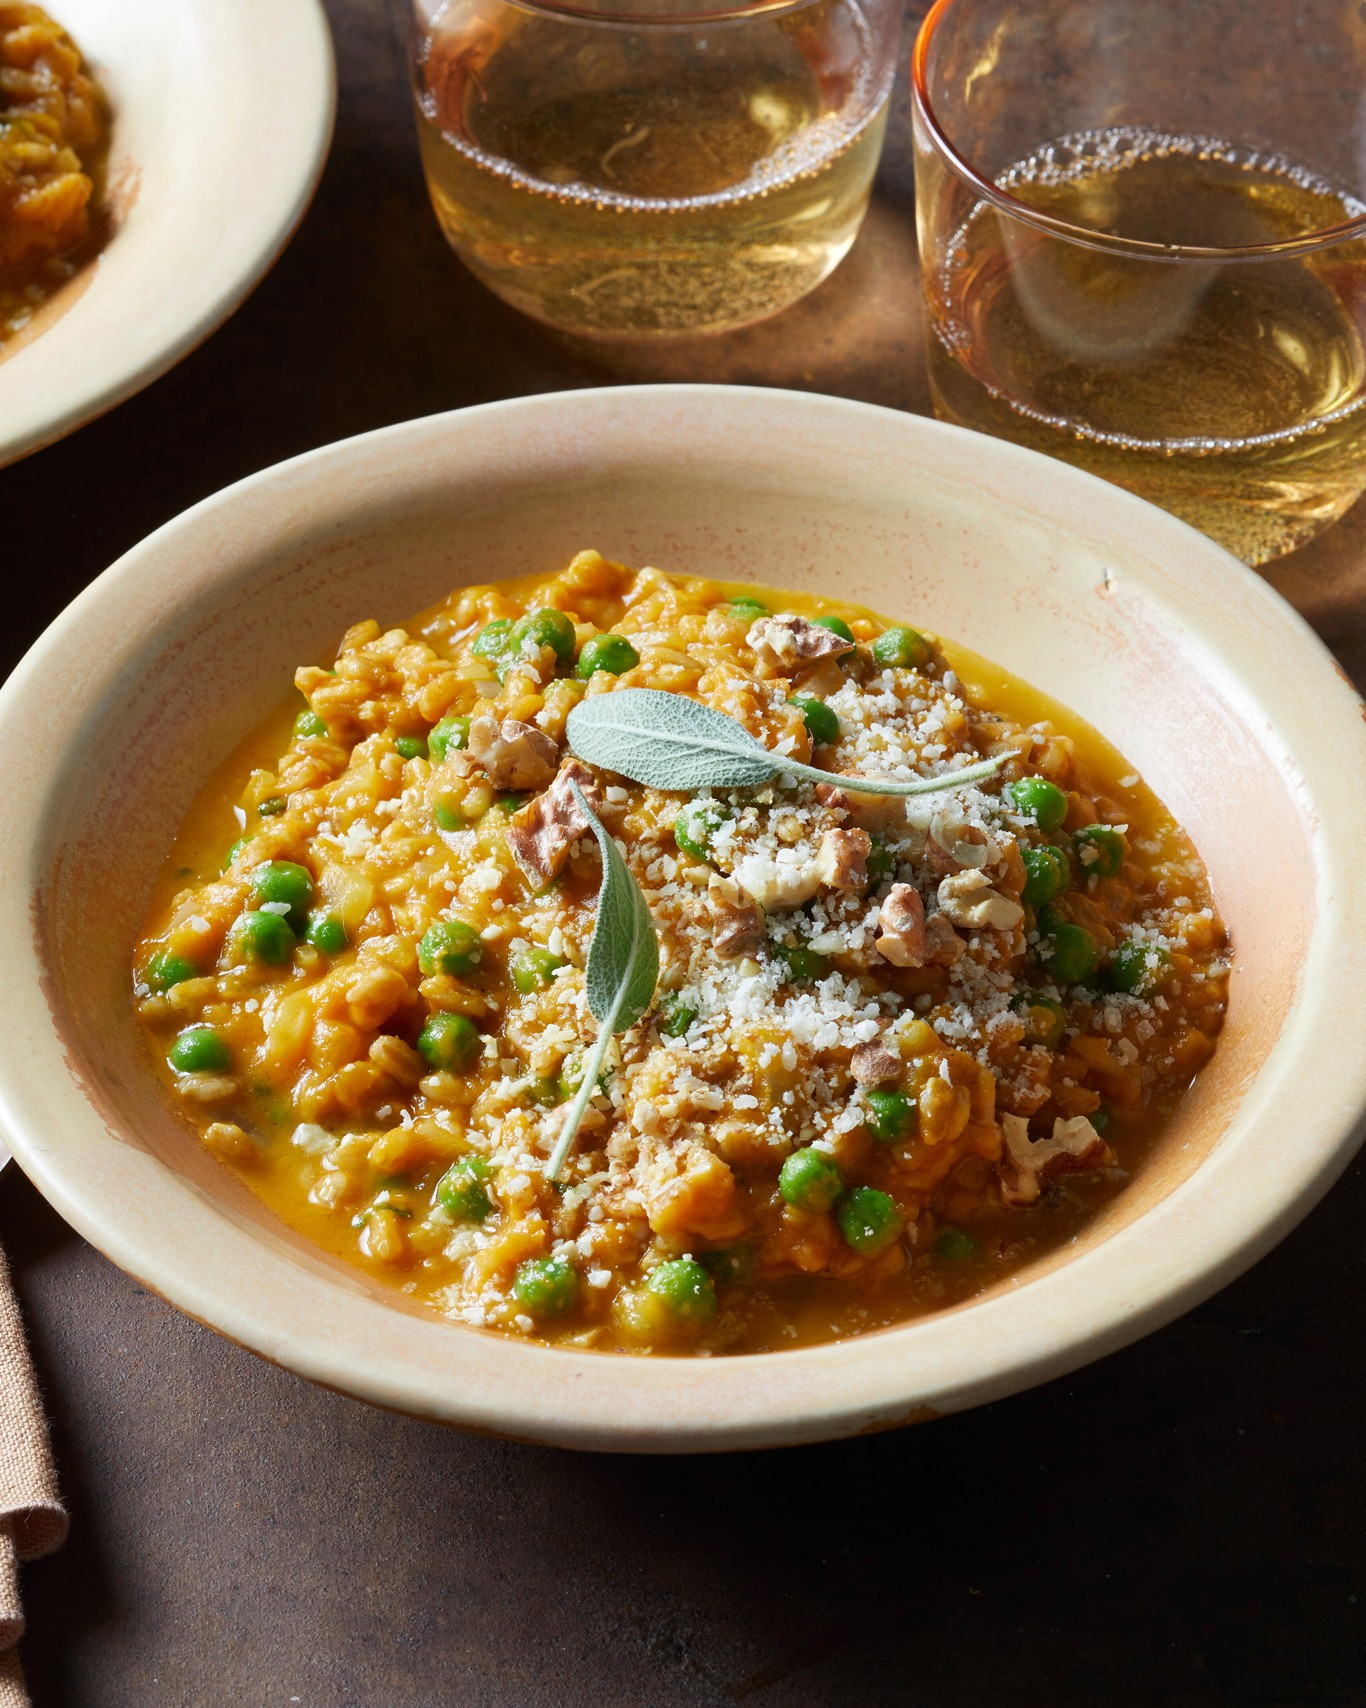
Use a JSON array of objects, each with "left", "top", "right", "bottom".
[
  {"left": 911, "top": 0, "right": 1366, "bottom": 565},
  {"left": 393, "top": 0, "right": 901, "bottom": 339}
]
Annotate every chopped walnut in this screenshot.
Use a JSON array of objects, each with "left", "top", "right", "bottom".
[
  {"left": 936, "top": 869, "right": 1025, "bottom": 932},
  {"left": 732, "top": 826, "right": 871, "bottom": 913},
  {"left": 924, "top": 913, "right": 966, "bottom": 966},
  {"left": 747, "top": 614, "right": 856, "bottom": 673},
  {"left": 505, "top": 759, "right": 603, "bottom": 886},
  {"left": 467, "top": 715, "right": 559, "bottom": 791},
  {"left": 814, "top": 782, "right": 919, "bottom": 843},
  {"left": 998, "top": 1113, "right": 1114, "bottom": 1207},
  {"left": 708, "top": 874, "right": 765, "bottom": 958},
  {"left": 815, "top": 826, "right": 871, "bottom": 890},
  {"left": 851, "top": 1039, "right": 902, "bottom": 1085},
  {"left": 875, "top": 884, "right": 926, "bottom": 968},
  {"left": 926, "top": 809, "right": 991, "bottom": 874}
]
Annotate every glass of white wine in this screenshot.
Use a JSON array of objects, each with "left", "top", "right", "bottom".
[
  {"left": 394, "top": 0, "right": 902, "bottom": 339},
  {"left": 912, "top": 0, "right": 1366, "bottom": 565}
]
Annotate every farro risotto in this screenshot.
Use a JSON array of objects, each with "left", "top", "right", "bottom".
[
  {"left": 133, "top": 553, "right": 1229, "bottom": 1355},
  {"left": 0, "top": 3, "right": 107, "bottom": 345}
]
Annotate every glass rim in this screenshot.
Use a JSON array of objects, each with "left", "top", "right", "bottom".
[
  {"left": 448, "top": 0, "right": 822, "bottom": 27},
  {"left": 911, "top": 0, "right": 1366, "bottom": 263}
]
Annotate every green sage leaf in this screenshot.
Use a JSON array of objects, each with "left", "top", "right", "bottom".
[
  {"left": 566, "top": 688, "right": 1002, "bottom": 799},
  {"left": 545, "top": 783, "right": 659, "bottom": 1182}
]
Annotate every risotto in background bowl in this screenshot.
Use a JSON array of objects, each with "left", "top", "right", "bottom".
[
  {"left": 0, "top": 0, "right": 333, "bottom": 467},
  {"left": 0, "top": 387, "right": 1362, "bottom": 1449}
]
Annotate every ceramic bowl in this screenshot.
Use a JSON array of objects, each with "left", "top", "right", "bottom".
[
  {"left": 0, "top": 0, "right": 334, "bottom": 468},
  {"left": 1, "top": 387, "right": 1363, "bottom": 1452}
]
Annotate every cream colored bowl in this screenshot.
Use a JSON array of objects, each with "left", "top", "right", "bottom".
[
  {"left": 0, "top": 0, "right": 334, "bottom": 467},
  {"left": 1, "top": 387, "right": 1363, "bottom": 1451}
]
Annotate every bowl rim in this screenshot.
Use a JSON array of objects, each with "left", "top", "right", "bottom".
[
  {"left": 0, "top": 0, "right": 336, "bottom": 469},
  {"left": 2, "top": 385, "right": 1364, "bottom": 1451}
]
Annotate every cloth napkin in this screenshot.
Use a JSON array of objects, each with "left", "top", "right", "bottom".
[{"left": 0, "top": 1238, "right": 67, "bottom": 1707}]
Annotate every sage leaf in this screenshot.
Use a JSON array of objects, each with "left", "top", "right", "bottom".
[
  {"left": 566, "top": 688, "right": 1003, "bottom": 799},
  {"left": 545, "top": 783, "right": 660, "bottom": 1183}
]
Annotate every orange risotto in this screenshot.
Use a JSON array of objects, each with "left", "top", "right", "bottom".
[
  {"left": 0, "top": 3, "right": 107, "bottom": 343},
  {"left": 133, "top": 554, "right": 1228, "bottom": 1354}
]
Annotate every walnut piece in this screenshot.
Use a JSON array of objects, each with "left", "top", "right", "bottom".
[
  {"left": 924, "top": 913, "right": 966, "bottom": 966},
  {"left": 505, "top": 759, "right": 602, "bottom": 886},
  {"left": 926, "top": 809, "right": 991, "bottom": 874},
  {"left": 851, "top": 1039, "right": 902, "bottom": 1085},
  {"left": 747, "top": 614, "right": 856, "bottom": 673},
  {"left": 708, "top": 874, "right": 765, "bottom": 958},
  {"left": 815, "top": 826, "right": 871, "bottom": 890},
  {"left": 999, "top": 1113, "right": 1114, "bottom": 1207},
  {"left": 875, "top": 883, "right": 926, "bottom": 968},
  {"left": 468, "top": 715, "right": 559, "bottom": 791},
  {"left": 730, "top": 826, "right": 872, "bottom": 913},
  {"left": 936, "top": 869, "right": 1025, "bottom": 932}
]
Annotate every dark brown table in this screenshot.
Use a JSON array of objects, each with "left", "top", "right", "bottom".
[{"left": 4, "top": 2, "right": 1365, "bottom": 1702}]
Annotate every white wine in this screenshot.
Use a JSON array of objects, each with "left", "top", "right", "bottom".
[
  {"left": 922, "top": 130, "right": 1366, "bottom": 564},
  {"left": 414, "top": 0, "right": 891, "bottom": 337}
]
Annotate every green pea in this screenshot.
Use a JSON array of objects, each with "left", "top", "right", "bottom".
[
  {"left": 1015, "top": 992, "right": 1067, "bottom": 1048},
  {"left": 575, "top": 633, "right": 640, "bottom": 680},
  {"left": 701, "top": 1245, "right": 756, "bottom": 1287},
  {"left": 1009, "top": 776, "right": 1068, "bottom": 832},
  {"left": 511, "top": 947, "right": 566, "bottom": 993},
  {"left": 222, "top": 836, "right": 249, "bottom": 872},
  {"left": 168, "top": 1026, "right": 230, "bottom": 1074},
  {"left": 233, "top": 910, "right": 296, "bottom": 965},
  {"left": 494, "top": 793, "right": 527, "bottom": 814},
  {"left": 555, "top": 1050, "right": 609, "bottom": 1104},
  {"left": 778, "top": 1147, "right": 844, "bottom": 1212},
  {"left": 933, "top": 1227, "right": 978, "bottom": 1262},
  {"left": 674, "top": 800, "right": 726, "bottom": 861},
  {"left": 1108, "top": 939, "right": 1170, "bottom": 995},
  {"left": 644, "top": 1258, "right": 717, "bottom": 1329},
  {"left": 865, "top": 1088, "right": 914, "bottom": 1144},
  {"left": 513, "top": 1256, "right": 579, "bottom": 1320},
  {"left": 727, "top": 595, "right": 769, "bottom": 619},
  {"left": 304, "top": 913, "right": 347, "bottom": 955},
  {"left": 418, "top": 919, "right": 483, "bottom": 977},
  {"left": 472, "top": 619, "right": 514, "bottom": 664},
  {"left": 1090, "top": 1106, "right": 1111, "bottom": 1133},
  {"left": 1038, "top": 909, "right": 1099, "bottom": 986},
  {"left": 512, "top": 607, "right": 576, "bottom": 664},
  {"left": 789, "top": 694, "right": 840, "bottom": 746},
  {"left": 526, "top": 1076, "right": 563, "bottom": 1107},
  {"left": 1021, "top": 844, "right": 1070, "bottom": 908},
  {"left": 775, "top": 944, "right": 828, "bottom": 983},
  {"left": 866, "top": 836, "right": 896, "bottom": 884},
  {"left": 436, "top": 1156, "right": 493, "bottom": 1222},
  {"left": 395, "top": 734, "right": 427, "bottom": 761},
  {"left": 836, "top": 1186, "right": 904, "bottom": 1255},
  {"left": 417, "top": 1012, "right": 481, "bottom": 1072},
  {"left": 258, "top": 796, "right": 287, "bottom": 818},
  {"left": 810, "top": 614, "right": 856, "bottom": 644},
  {"left": 428, "top": 715, "right": 471, "bottom": 762},
  {"left": 871, "top": 625, "right": 931, "bottom": 670},
  {"left": 293, "top": 709, "right": 328, "bottom": 739},
  {"left": 660, "top": 999, "right": 697, "bottom": 1039},
  {"left": 1075, "top": 824, "right": 1127, "bottom": 880},
  {"left": 249, "top": 861, "right": 314, "bottom": 927},
  {"left": 145, "top": 951, "right": 196, "bottom": 993}
]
